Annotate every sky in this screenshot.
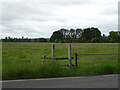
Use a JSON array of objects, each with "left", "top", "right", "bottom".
[{"left": 0, "top": 0, "right": 119, "bottom": 38}]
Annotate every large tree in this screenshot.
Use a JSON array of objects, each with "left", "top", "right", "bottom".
[
  {"left": 76, "top": 28, "right": 83, "bottom": 38},
  {"left": 82, "top": 27, "right": 101, "bottom": 42},
  {"left": 50, "top": 31, "right": 63, "bottom": 42},
  {"left": 108, "top": 31, "right": 120, "bottom": 42},
  {"left": 59, "top": 28, "right": 69, "bottom": 39}
]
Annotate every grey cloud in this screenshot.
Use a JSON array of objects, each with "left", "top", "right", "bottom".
[
  {"left": 1, "top": 0, "right": 118, "bottom": 38},
  {"left": 2, "top": 3, "right": 58, "bottom": 20},
  {"left": 100, "top": 6, "right": 117, "bottom": 16}
]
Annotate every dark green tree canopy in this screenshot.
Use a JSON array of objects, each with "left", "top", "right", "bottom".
[
  {"left": 50, "top": 31, "right": 63, "bottom": 42},
  {"left": 108, "top": 31, "right": 120, "bottom": 42},
  {"left": 82, "top": 27, "right": 101, "bottom": 42},
  {"left": 50, "top": 27, "right": 102, "bottom": 43}
]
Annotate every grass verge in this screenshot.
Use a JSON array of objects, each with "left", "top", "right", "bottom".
[{"left": 2, "top": 62, "right": 119, "bottom": 80}]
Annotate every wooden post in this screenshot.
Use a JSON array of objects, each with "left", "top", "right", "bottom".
[
  {"left": 68, "top": 44, "right": 72, "bottom": 67},
  {"left": 42, "top": 55, "right": 46, "bottom": 64},
  {"left": 75, "top": 53, "right": 78, "bottom": 68},
  {"left": 52, "top": 44, "right": 55, "bottom": 62}
]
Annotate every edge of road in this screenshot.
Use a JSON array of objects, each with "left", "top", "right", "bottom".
[{"left": 1, "top": 74, "right": 119, "bottom": 82}]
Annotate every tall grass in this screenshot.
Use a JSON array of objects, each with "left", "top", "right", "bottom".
[{"left": 2, "top": 62, "right": 119, "bottom": 80}]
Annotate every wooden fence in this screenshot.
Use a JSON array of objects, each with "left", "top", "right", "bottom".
[
  {"left": 75, "top": 53, "right": 120, "bottom": 68},
  {"left": 42, "top": 44, "right": 119, "bottom": 68}
]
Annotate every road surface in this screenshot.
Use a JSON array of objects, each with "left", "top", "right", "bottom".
[{"left": 2, "top": 74, "right": 119, "bottom": 88}]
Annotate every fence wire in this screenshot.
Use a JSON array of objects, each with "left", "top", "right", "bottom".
[{"left": 76, "top": 53, "right": 119, "bottom": 66}]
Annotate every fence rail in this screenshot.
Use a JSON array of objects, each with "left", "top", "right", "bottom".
[
  {"left": 75, "top": 53, "right": 119, "bottom": 68},
  {"left": 78, "top": 53, "right": 120, "bottom": 55},
  {"left": 42, "top": 57, "right": 74, "bottom": 60}
]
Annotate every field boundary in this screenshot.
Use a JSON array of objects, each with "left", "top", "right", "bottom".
[{"left": 75, "top": 53, "right": 120, "bottom": 67}]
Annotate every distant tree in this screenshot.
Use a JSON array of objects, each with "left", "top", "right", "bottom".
[
  {"left": 91, "top": 27, "right": 101, "bottom": 38},
  {"left": 70, "top": 29, "right": 76, "bottom": 38},
  {"left": 108, "top": 31, "right": 120, "bottom": 43},
  {"left": 102, "top": 34, "right": 109, "bottom": 43},
  {"left": 76, "top": 28, "right": 83, "bottom": 38},
  {"left": 5, "top": 37, "right": 8, "bottom": 41},
  {"left": 59, "top": 28, "right": 69, "bottom": 39},
  {"left": 39, "top": 38, "right": 47, "bottom": 42},
  {"left": 82, "top": 27, "right": 101, "bottom": 42},
  {"left": 50, "top": 31, "right": 63, "bottom": 42},
  {"left": 102, "top": 34, "right": 106, "bottom": 37},
  {"left": 82, "top": 28, "right": 91, "bottom": 42}
]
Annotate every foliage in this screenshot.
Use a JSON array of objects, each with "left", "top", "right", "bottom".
[
  {"left": 50, "top": 27, "right": 120, "bottom": 43},
  {"left": 2, "top": 37, "right": 49, "bottom": 42},
  {"left": 108, "top": 31, "right": 120, "bottom": 43},
  {"left": 50, "top": 31, "right": 63, "bottom": 42}
]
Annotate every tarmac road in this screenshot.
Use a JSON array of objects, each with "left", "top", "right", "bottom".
[{"left": 2, "top": 74, "right": 119, "bottom": 88}]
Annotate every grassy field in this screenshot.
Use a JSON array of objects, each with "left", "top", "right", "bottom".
[{"left": 2, "top": 42, "right": 120, "bottom": 80}]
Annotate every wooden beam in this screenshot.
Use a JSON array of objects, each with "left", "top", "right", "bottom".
[
  {"left": 41, "top": 57, "right": 74, "bottom": 60},
  {"left": 68, "top": 44, "right": 72, "bottom": 67},
  {"left": 75, "top": 53, "right": 78, "bottom": 68},
  {"left": 52, "top": 44, "right": 55, "bottom": 62},
  {"left": 42, "top": 55, "right": 46, "bottom": 64}
]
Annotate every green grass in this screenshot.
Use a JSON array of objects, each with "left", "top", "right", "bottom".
[{"left": 2, "top": 42, "right": 119, "bottom": 80}]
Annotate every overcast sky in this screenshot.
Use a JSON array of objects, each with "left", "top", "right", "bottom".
[{"left": 0, "top": 0, "right": 119, "bottom": 38}]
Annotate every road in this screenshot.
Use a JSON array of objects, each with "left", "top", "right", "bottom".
[{"left": 2, "top": 74, "right": 119, "bottom": 88}]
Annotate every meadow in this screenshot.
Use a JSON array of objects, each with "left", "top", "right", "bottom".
[{"left": 2, "top": 42, "right": 119, "bottom": 80}]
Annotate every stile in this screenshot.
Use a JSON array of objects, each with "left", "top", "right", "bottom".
[{"left": 42, "top": 44, "right": 74, "bottom": 67}]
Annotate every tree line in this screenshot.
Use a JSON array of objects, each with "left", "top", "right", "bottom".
[
  {"left": 2, "top": 37, "right": 49, "bottom": 42},
  {"left": 50, "top": 27, "right": 120, "bottom": 43},
  {"left": 2, "top": 27, "right": 120, "bottom": 43}
]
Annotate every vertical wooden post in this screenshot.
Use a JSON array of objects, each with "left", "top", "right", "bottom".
[
  {"left": 42, "top": 55, "right": 46, "bottom": 64},
  {"left": 52, "top": 44, "right": 55, "bottom": 62},
  {"left": 75, "top": 53, "right": 78, "bottom": 68},
  {"left": 68, "top": 44, "right": 72, "bottom": 67}
]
